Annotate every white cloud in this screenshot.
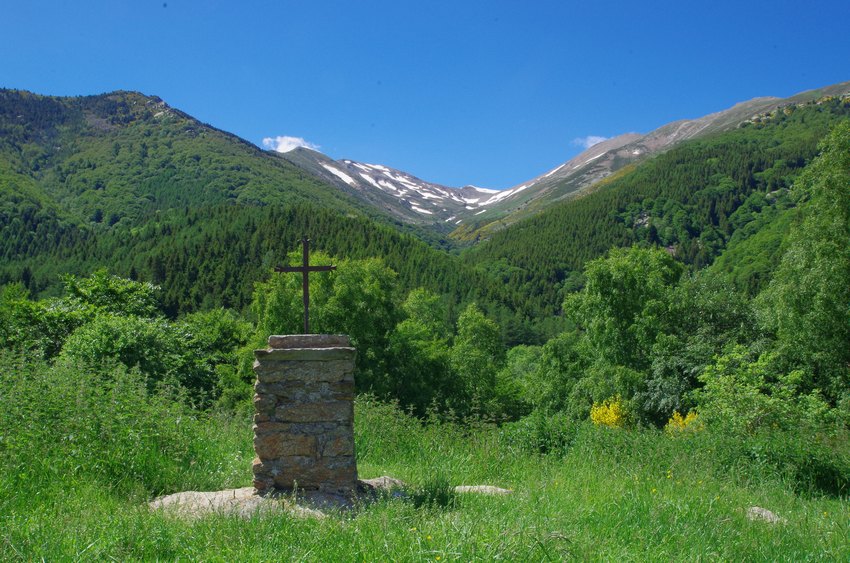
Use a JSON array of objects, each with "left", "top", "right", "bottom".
[
  {"left": 572, "top": 135, "right": 609, "bottom": 149},
  {"left": 262, "top": 135, "right": 320, "bottom": 153}
]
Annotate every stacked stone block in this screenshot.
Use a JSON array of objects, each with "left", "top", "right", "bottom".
[{"left": 252, "top": 334, "right": 358, "bottom": 494}]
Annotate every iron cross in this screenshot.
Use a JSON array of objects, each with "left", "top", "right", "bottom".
[{"left": 275, "top": 237, "right": 336, "bottom": 334}]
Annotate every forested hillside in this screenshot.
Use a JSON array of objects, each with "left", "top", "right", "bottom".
[
  {"left": 1, "top": 90, "right": 520, "bottom": 323},
  {"left": 6, "top": 201, "right": 513, "bottom": 317},
  {"left": 0, "top": 89, "right": 370, "bottom": 217},
  {"left": 466, "top": 98, "right": 850, "bottom": 313},
  {"left": 0, "top": 89, "right": 369, "bottom": 287}
]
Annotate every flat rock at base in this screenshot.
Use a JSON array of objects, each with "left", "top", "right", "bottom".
[
  {"left": 148, "top": 487, "right": 326, "bottom": 520},
  {"left": 746, "top": 506, "right": 786, "bottom": 524},
  {"left": 359, "top": 475, "right": 407, "bottom": 491},
  {"left": 453, "top": 485, "right": 513, "bottom": 495},
  {"left": 149, "top": 478, "right": 514, "bottom": 520}
]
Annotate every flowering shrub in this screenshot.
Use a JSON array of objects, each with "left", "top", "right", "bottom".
[
  {"left": 590, "top": 395, "right": 627, "bottom": 428},
  {"left": 665, "top": 410, "right": 702, "bottom": 433}
]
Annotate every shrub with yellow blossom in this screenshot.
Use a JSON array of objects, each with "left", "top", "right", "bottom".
[
  {"left": 664, "top": 410, "right": 702, "bottom": 433},
  {"left": 590, "top": 395, "right": 627, "bottom": 428}
]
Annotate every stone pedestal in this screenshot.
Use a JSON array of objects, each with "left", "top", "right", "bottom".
[{"left": 252, "top": 334, "right": 358, "bottom": 494}]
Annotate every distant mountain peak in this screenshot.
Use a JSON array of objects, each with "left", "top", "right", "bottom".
[
  {"left": 277, "top": 80, "right": 850, "bottom": 238},
  {"left": 277, "top": 150, "right": 500, "bottom": 228}
]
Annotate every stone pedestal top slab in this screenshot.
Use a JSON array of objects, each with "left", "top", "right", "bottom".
[
  {"left": 254, "top": 347, "right": 356, "bottom": 362},
  {"left": 268, "top": 335, "right": 350, "bottom": 349}
]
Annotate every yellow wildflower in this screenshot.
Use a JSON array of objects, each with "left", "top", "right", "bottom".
[
  {"left": 665, "top": 410, "right": 703, "bottom": 433},
  {"left": 590, "top": 395, "right": 627, "bottom": 428}
]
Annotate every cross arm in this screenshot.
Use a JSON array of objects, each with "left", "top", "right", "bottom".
[{"left": 274, "top": 265, "right": 337, "bottom": 272}]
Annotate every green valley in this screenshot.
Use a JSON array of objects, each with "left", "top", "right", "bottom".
[{"left": 1, "top": 85, "right": 849, "bottom": 560}]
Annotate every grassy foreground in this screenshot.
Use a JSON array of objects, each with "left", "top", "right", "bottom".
[{"left": 0, "top": 358, "right": 847, "bottom": 560}]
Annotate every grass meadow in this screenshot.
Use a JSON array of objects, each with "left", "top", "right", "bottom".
[{"left": 0, "top": 355, "right": 847, "bottom": 560}]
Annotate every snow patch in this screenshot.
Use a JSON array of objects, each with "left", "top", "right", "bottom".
[
  {"left": 543, "top": 164, "right": 565, "bottom": 178},
  {"left": 481, "top": 184, "right": 530, "bottom": 205},
  {"left": 582, "top": 153, "right": 603, "bottom": 164},
  {"left": 411, "top": 206, "right": 433, "bottom": 215},
  {"left": 359, "top": 173, "right": 382, "bottom": 189},
  {"left": 321, "top": 164, "right": 356, "bottom": 186},
  {"left": 386, "top": 172, "right": 413, "bottom": 185}
]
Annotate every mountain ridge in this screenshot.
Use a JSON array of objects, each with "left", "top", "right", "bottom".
[
  {"left": 449, "top": 81, "right": 850, "bottom": 239},
  {"left": 9, "top": 80, "right": 846, "bottom": 242},
  {"left": 274, "top": 80, "right": 850, "bottom": 240}
]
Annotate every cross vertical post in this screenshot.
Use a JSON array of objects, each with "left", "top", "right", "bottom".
[
  {"left": 300, "top": 238, "right": 309, "bottom": 334},
  {"left": 274, "top": 237, "right": 336, "bottom": 334}
]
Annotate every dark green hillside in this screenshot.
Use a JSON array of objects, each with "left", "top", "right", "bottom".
[
  {"left": 0, "top": 164, "right": 84, "bottom": 268},
  {"left": 0, "top": 90, "right": 483, "bottom": 312},
  {"left": 466, "top": 98, "right": 850, "bottom": 314},
  {"left": 7, "top": 202, "right": 510, "bottom": 316},
  {"left": 0, "top": 88, "right": 380, "bottom": 289}
]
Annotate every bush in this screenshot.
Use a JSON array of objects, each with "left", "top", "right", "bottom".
[
  {"left": 499, "top": 410, "right": 578, "bottom": 456},
  {"left": 689, "top": 346, "right": 850, "bottom": 495},
  {"left": 694, "top": 346, "right": 830, "bottom": 435},
  {"left": 354, "top": 395, "right": 426, "bottom": 464},
  {"left": 59, "top": 314, "right": 186, "bottom": 387},
  {"left": 0, "top": 286, "right": 95, "bottom": 358},
  {"left": 62, "top": 269, "right": 162, "bottom": 317},
  {"left": 700, "top": 427, "right": 850, "bottom": 497},
  {"left": 758, "top": 430, "right": 850, "bottom": 496}
]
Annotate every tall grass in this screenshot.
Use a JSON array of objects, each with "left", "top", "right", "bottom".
[
  {"left": 0, "top": 352, "right": 251, "bottom": 498},
  {"left": 1, "top": 353, "right": 847, "bottom": 560}
]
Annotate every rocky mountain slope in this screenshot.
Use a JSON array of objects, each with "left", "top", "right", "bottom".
[
  {"left": 277, "top": 81, "right": 850, "bottom": 240},
  {"left": 450, "top": 80, "right": 850, "bottom": 239},
  {"left": 278, "top": 147, "right": 496, "bottom": 230}
]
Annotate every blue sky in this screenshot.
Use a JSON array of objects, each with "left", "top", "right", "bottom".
[{"left": 3, "top": 1, "right": 849, "bottom": 189}]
